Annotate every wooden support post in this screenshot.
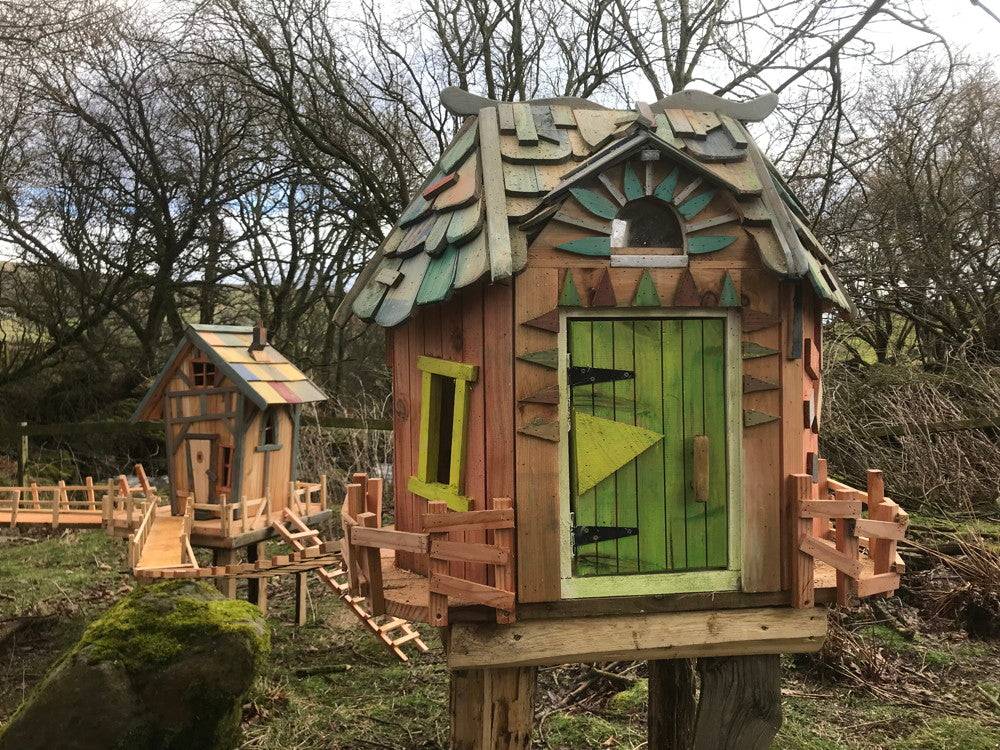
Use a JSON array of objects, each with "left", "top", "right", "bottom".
[
  {"left": 85, "top": 476, "right": 96, "bottom": 510},
  {"left": 16, "top": 422, "right": 27, "bottom": 488},
  {"left": 9, "top": 489, "right": 18, "bottom": 529},
  {"left": 288, "top": 481, "right": 298, "bottom": 516},
  {"left": 247, "top": 542, "right": 268, "bottom": 615},
  {"left": 868, "top": 469, "right": 892, "bottom": 574},
  {"left": 358, "top": 512, "right": 385, "bottom": 615},
  {"left": 789, "top": 474, "right": 814, "bottom": 608},
  {"left": 53, "top": 481, "right": 65, "bottom": 529},
  {"left": 319, "top": 474, "right": 327, "bottom": 511},
  {"left": 449, "top": 666, "right": 536, "bottom": 750},
  {"left": 31, "top": 481, "right": 40, "bottom": 510},
  {"left": 648, "top": 659, "right": 696, "bottom": 750},
  {"left": 221, "top": 495, "right": 230, "bottom": 537},
  {"left": 213, "top": 548, "right": 237, "bottom": 598},
  {"left": 834, "top": 489, "right": 859, "bottom": 607},
  {"left": 345, "top": 483, "right": 365, "bottom": 596},
  {"left": 365, "top": 478, "right": 383, "bottom": 526},
  {"left": 294, "top": 572, "right": 308, "bottom": 626},
  {"left": 427, "top": 500, "right": 450, "bottom": 627},
  {"left": 692, "top": 655, "right": 782, "bottom": 750},
  {"left": 812, "top": 458, "right": 828, "bottom": 537}
]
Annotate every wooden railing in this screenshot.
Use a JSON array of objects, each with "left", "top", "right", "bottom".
[
  {"left": 423, "top": 498, "right": 516, "bottom": 626},
  {"left": 1, "top": 478, "right": 115, "bottom": 529},
  {"left": 179, "top": 502, "right": 198, "bottom": 569},
  {"left": 289, "top": 477, "right": 327, "bottom": 517},
  {"left": 790, "top": 460, "right": 909, "bottom": 608},
  {"left": 128, "top": 498, "right": 158, "bottom": 568}
]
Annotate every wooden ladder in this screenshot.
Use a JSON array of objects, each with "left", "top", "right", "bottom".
[{"left": 272, "top": 508, "right": 428, "bottom": 662}]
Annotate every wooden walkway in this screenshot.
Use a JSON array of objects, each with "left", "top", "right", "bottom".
[{"left": 135, "top": 514, "right": 187, "bottom": 571}]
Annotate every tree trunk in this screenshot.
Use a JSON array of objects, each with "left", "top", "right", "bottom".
[
  {"left": 692, "top": 655, "right": 782, "bottom": 750},
  {"left": 648, "top": 658, "right": 696, "bottom": 750},
  {"left": 449, "top": 666, "right": 536, "bottom": 749}
]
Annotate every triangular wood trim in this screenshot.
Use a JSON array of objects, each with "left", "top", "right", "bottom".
[
  {"left": 517, "top": 349, "right": 559, "bottom": 369},
  {"left": 588, "top": 269, "right": 617, "bottom": 307},
  {"left": 523, "top": 309, "right": 560, "bottom": 333},
  {"left": 559, "top": 270, "right": 583, "bottom": 307},
  {"left": 673, "top": 269, "right": 701, "bottom": 306},
  {"left": 519, "top": 385, "right": 560, "bottom": 405},
  {"left": 742, "top": 375, "right": 779, "bottom": 394},
  {"left": 518, "top": 417, "right": 560, "bottom": 442}
]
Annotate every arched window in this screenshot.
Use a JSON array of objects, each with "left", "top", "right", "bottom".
[{"left": 611, "top": 196, "right": 683, "bottom": 250}]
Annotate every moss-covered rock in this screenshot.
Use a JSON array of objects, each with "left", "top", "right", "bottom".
[{"left": 0, "top": 580, "right": 269, "bottom": 750}]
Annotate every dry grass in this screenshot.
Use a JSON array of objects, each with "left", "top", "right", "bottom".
[{"left": 822, "top": 341, "right": 1000, "bottom": 514}]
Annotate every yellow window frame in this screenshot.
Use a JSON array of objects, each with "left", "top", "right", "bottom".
[{"left": 407, "top": 355, "right": 478, "bottom": 511}]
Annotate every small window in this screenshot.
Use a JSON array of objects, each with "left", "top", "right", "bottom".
[
  {"left": 407, "top": 356, "right": 478, "bottom": 511},
  {"left": 259, "top": 410, "right": 279, "bottom": 448},
  {"left": 219, "top": 445, "right": 233, "bottom": 490},
  {"left": 191, "top": 359, "right": 217, "bottom": 387},
  {"left": 611, "top": 196, "right": 683, "bottom": 249}
]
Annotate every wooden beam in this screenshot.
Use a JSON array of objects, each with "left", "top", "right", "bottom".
[
  {"left": 448, "top": 607, "right": 827, "bottom": 669},
  {"left": 450, "top": 667, "right": 536, "bottom": 749}
]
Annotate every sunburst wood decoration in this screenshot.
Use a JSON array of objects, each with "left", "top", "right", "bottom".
[{"left": 555, "top": 158, "right": 740, "bottom": 258}]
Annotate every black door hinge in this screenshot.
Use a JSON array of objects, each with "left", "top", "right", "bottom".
[
  {"left": 568, "top": 366, "right": 634, "bottom": 386},
  {"left": 573, "top": 525, "right": 639, "bottom": 547}
]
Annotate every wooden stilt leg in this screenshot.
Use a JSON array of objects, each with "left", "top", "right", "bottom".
[
  {"left": 648, "top": 658, "right": 696, "bottom": 750},
  {"left": 294, "top": 571, "right": 308, "bottom": 626},
  {"left": 450, "top": 665, "right": 535, "bottom": 750},
  {"left": 213, "top": 548, "right": 237, "bottom": 598},
  {"left": 691, "top": 655, "right": 782, "bottom": 750},
  {"left": 247, "top": 542, "right": 268, "bottom": 615}
]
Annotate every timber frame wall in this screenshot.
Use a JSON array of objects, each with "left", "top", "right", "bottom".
[{"left": 159, "top": 342, "right": 300, "bottom": 515}]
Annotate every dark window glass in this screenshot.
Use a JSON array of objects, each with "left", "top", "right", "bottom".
[{"left": 615, "top": 196, "right": 683, "bottom": 249}]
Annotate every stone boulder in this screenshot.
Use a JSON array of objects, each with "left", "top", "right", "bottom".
[{"left": 0, "top": 580, "right": 269, "bottom": 750}]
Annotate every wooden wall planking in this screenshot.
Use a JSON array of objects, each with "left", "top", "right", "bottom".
[
  {"left": 740, "top": 270, "right": 783, "bottom": 592},
  {"left": 780, "top": 282, "right": 808, "bottom": 590},
  {"left": 390, "top": 283, "right": 514, "bottom": 584},
  {"left": 514, "top": 265, "right": 562, "bottom": 602}
]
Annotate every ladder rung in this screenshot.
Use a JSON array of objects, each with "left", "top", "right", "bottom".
[
  {"left": 289, "top": 529, "right": 320, "bottom": 539},
  {"left": 377, "top": 618, "right": 408, "bottom": 633},
  {"left": 391, "top": 630, "right": 424, "bottom": 646}
]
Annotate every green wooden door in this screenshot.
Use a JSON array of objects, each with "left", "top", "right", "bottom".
[{"left": 569, "top": 317, "right": 729, "bottom": 577}]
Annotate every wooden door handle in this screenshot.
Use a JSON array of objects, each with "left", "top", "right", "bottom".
[{"left": 693, "top": 435, "right": 709, "bottom": 502}]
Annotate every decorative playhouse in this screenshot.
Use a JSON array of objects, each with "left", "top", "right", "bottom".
[
  {"left": 121, "top": 323, "right": 429, "bottom": 660},
  {"left": 332, "top": 87, "right": 909, "bottom": 675}
]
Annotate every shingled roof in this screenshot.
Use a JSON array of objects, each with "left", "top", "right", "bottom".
[
  {"left": 335, "top": 88, "right": 853, "bottom": 327},
  {"left": 132, "top": 324, "right": 327, "bottom": 420}
]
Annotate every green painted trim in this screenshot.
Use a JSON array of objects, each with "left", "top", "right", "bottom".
[
  {"left": 556, "top": 237, "right": 611, "bottom": 257},
  {"left": 623, "top": 163, "right": 643, "bottom": 201},
  {"left": 678, "top": 189, "right": 717, "bottom": 219},
  {"left": 743, "top": 410, "right": 780, "bottom": 427},
  {"left": 687, "top": 235, "right": 737, "bottom": 254},
  {"left": 741, "top": 342, "right": 779, "bottom": 360},
  {"left": 631, "top": 270, "right": 661, "bottom": 306},
  {"left": 407, "top": 476, "right": 471, "bottom": 512},
  {"left": 719, "top": 272, "right": 741, "bottom": 307},
  {"left": 653, "top": 168, "right": 679, "bottom": 202},
  {"left": 561, "top": 569, "right": 740, "bottom": 598},
  {"left": 517, "top": 348, "right": 559, "bottom": 369},
  {"left": 416, "top": 355, "right": 478, "bottom": 382},
  {"left": 559, "top": 271, "right": 583, "bottom": 306},
  {"left": 569, "top": 187, "right": 617, "bottom": 220}
]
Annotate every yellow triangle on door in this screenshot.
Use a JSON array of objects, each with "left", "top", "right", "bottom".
[{"left": 573, "top": 412, "right": 664, "bottom": 494}]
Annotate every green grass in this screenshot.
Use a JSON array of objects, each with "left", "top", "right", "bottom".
[
  {"left": 2, "top": 528, "right": 1000, "bottom": 749},
  {"left": 0, "top": 530, "right": 126, "bottom": 618}
]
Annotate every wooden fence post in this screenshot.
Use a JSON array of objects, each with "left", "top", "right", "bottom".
[
  {"left": 85, "top": 477, "right": 95, "bottom": 510},
  {"left": 789, "top": 474, "right": 814, "bottom": 608},
  {"left": 319, "top": 474, "right": 327, "bottom": 510},
  {"left": 366, "top": 478, "right": 383, "bottom": 526},
  {"left": 427, "top": 500, "right": 450, "bottom": 627},
  {"left": 834, "top": 488, "right": 859, "bottom": 607},
  {"left": 493, "top": 497, "right": 515, "bottom": 625},
  {"left": 358, "top": 512, "right": 385, "bottom": 615}
]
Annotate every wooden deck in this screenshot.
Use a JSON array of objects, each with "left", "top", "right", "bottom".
[{"left": 380, "top": 552, "right": 491, "bottom": 623}]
